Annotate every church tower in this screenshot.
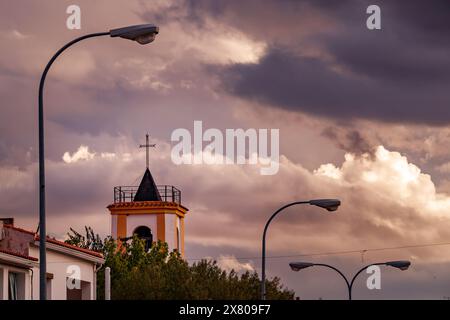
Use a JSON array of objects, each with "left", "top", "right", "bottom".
[{"left": 107, "top": 135, "right": 188, "bottom": 257}]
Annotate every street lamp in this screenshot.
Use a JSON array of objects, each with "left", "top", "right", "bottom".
[
  {"left": 260, "top": 199, "right": 341, "bottom": 300},
  {"left": 289, "top": 260, "right": 411, "bottom": 300},
  {"left": 110, "top": 24, "right": 159, "bottom": 44},
  {"left": 38, "top": 23, "right": 158, "bottom": 300}
]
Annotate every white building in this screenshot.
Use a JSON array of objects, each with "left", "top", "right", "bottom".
[{"left": 0, "top": 220, "right": 104, "bottom": 300}]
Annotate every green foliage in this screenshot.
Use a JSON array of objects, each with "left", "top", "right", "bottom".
[
  {"left": 65, "top": 226, "right": 104, "bottom": 252},
  {"left": 67, "top": 227, "right": 294, "bottom": 300}
]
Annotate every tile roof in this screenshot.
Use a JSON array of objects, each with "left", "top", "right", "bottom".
[
  {"left": 3, "top": 224, "right": 103, "bottom": 258},
  {"left": 3, "top": 224, "right": 36, "bottom": 235},
  {"left": 43, "top": 237, "right": 104, "bottom": 258},
  {"left": 0, "top": 248, "right": 38, "bottom": 261}
]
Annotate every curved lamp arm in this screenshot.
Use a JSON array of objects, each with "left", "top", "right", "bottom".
[
  {"left": 260, "top": 199, "right": 340, "bottom": 300},
  {"left": 313, "top": 263, "right": 351, "bottom": 300},
  {"left": 348, "top": 263, "right": 384, "bottom": 300},
  {"left": 260, "top": 201, "right": 309, "bottom": 300},
  {"left": 38, "top": 31, "right": 110, "bottom": 300},
  {"left": 38, "top": 23, "right": 158, "bottom": 300}
]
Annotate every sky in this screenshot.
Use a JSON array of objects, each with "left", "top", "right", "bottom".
[{"left": 1, "top": 0, "right": 450, "bottom": 299}]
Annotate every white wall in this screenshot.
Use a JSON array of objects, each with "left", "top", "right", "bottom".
[
  {"left": 126, "top": 215, "right": 158, "bottom": 239},
  {"left": 165, "top": 214, "right": 176, "bottom": 251},
  {"left": 111, "top": 215, "right": 117, "bottom": 238},
  {"left": 29, "top": 246, "right": 96, "bottom": 300}
]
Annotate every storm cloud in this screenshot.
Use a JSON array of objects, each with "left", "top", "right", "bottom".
[{"left": 163, "top": 0, "right": 450, "bottom": 124}]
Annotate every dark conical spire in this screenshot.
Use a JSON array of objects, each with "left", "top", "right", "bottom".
[{"left": 133, "top": 168, "right": 162, "bottom": 201}]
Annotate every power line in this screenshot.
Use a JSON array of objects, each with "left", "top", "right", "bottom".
[
  {"left": 185, "top": 241, "right": 450, "bottom": 262},
  {"left": 129, "top": 172, "right": 143, "bottom": 185}
]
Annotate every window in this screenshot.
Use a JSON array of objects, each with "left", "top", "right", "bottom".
[
  {"left": 0, "top": 268, "right": 4, "bottom": 299},
  {"left": 8, "top": 272, "right": 17, "bottom": 300},
  {"left": 8, "top": 272, "right": 25, "bottom": 300}
]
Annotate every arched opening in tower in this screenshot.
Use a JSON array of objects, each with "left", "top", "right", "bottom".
[{"left": 133, "top": 226, "right": 153, "bottom": 252}]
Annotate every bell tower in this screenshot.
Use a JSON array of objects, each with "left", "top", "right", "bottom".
[{"left": 107, "top": 135, "right": 188, "bottom": 256}]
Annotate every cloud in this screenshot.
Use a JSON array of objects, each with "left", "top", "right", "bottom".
[
  {"left": 4, "top": 29, "right": 28, "bottom": 40},
  {"left": 315, "top": 146, "right": 450, "bottom": 219},
  {"left": 163, "top": 0, "right": 450, "bottom": 124},
  {"left": 6, "top": 139, "right": 450, "bottom": 250},
  {"left": 2, "top": 0, "right": 450, "bottom": 299},
  {"left": 2, "top": 134, "right": 450, "bottom": 298},
  {"left": 100, "top": 152, "right": 116, "bottom": 159},
  {"left": 321, "top": 127, "right": 372, "bottom": 155},
  {"left": 215, "top": 47, "right": 450, "bottom": 125},
  {"left": 62, "top": 145, "right": 96, "bottom": 163},
  {"left": 215, "top": 255, "right": 255, "bottom": 273}
]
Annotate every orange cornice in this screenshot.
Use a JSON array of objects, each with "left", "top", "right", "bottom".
[
  {"left": 107, "top": 201, "right": 188, "bottom": 211},
  {"left": 107, "top": 201, "right": 187, "bottom": 218}
]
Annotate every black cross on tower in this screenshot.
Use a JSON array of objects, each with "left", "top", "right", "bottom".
[{"left": 139, "top": 133, "right": 156, "bottom": 169}]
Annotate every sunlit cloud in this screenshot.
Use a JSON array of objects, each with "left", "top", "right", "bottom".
[
  {"left": 62, "top": 145, "right": 96, "bottom": 163},
  {"left": 215, "top": 255, "right": 255, "bottom": 273},
  {"left": 187, "top": 22, "right": 267, "bottom": 64},
  {"left": 315, "top": 146, "right": 450, "bottom": 219}
]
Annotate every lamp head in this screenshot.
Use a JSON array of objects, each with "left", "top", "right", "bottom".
[
  {"left": 385, "top": 260, "right": 411, "bottom": 271},
  {"left": 110, "top": 24, "right": 159, "bottom": 44},
  {"left": 289, "top": 262, "right": 315, "bottom": 272},
  {"left": 309, "top": 199, "right": 341, "bottom": 212}
]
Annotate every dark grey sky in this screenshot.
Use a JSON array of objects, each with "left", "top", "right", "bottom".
[{"left": 203, "top": 0, "right": 450, "bottom": 124}]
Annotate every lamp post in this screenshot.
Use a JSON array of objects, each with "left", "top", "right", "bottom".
[
  {"left": 38, "top": 24, "right": 159, "bottom": 300},
  {"left": 289, "top": 260, "right": 411, "bottom": 300},
  {"left": 260, "top": 199, "right": 341, "bottom": 300}
]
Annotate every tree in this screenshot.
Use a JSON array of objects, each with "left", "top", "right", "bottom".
[
  {"left": 66, "top": 227, "right": 294, "bottom": 300},
  {"left": 65, "top": 226, "right": 104, "bottom": 252}
]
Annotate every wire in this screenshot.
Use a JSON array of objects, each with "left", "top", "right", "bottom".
[
  {"left": 185, "top": 241, "right": 450, "bottom": 262},
  {"left": 129, "top": 172, "right": 142, "bottom": 186}
]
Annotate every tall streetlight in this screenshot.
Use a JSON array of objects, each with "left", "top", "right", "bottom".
[
  {"left": 38, "top": 24, "right": 159, "bottom": 300},
  {"left": 289, "top": 260, "right": 411, "bottom": 300},
  {"left": 260, "top": 199, "right": 341, "bottom": 300}
]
